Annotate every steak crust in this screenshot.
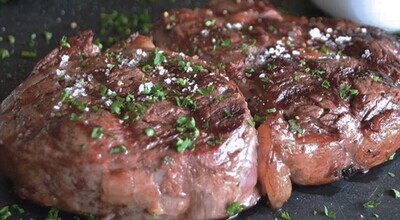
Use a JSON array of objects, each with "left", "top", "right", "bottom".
[
  {"left": 0, "top": 31, "right": 259, "bottom": 219},
  {"left": 152, "top": 0, "right": 400, "bottom": 208}
]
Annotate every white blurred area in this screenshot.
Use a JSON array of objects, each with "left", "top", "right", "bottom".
[{"left": 311, "top": 0, "right": 400, "bottom": 32}]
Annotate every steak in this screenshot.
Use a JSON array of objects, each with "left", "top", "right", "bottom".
[
  {"left": 0, "top": 31, "right": 259, "bottom": 219},
  {"left": 152, "top": 0, "right": 400, "bottom": 208}
]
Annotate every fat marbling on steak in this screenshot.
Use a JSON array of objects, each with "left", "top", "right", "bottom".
[
  {"left": 152, "top": 0, "right": 400, "bottom": 208},
  {"left": 0, "top": 30, "right": 259, "bottom": 219}
]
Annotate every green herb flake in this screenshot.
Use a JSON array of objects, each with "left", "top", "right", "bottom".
[
  {"left": 204, "top": 18, "right": 216, "bottom": 27},
  {"left": 388, "top": 172, "right": 395, "bottom": 177},
  {"left": 371, "top": 75, "right": 382, "bottom": 83},
  {"left": 226, "top": 202, "right": 245, "bottom": 217},
  {"left": 153, "top": 48, "right": 166, "bottom": 65},
  {"left": 247, "top": 119, "right": 255, "bottom": 127},
  {"left": 389, "top": 152, "right": 396, "bottom": 161},
  {"left": 312, "top": 69, "right": 325, "bottom": 78},
  {"left": 43, "top": 31, "right": 53, "bottom": 44},
  {"left": 11, "top": 204, "right": 24, "bottom": 214},
  {"left": 110, "top": 97, "right": 124, "bottom": 114},
  {"left": 109, "top": 145, "right": 127, "bottom": 155},
  {"left": 224, "top": 108, "right": 233, "bottom": 118},
  {"left": 20, "top": 50, "right": 37, "bottom": 58},
  {"left": 254, "top": 115, "right": 267, "bottom": 124},
  {"left": 323, "top": 206, "right": 336, "bottom": 219},
  {"left": 373, "top": 213, "right": 379, "bottom": 219},
  {"left": 145, "top": 127, "right": 155, "bottom": 137},
  {"left": 245, "top": 67, "right": 255, "bottom": 74},
  {"left": 266, "top": 108, "right": 277, "bottom": 113},
  {"left": 91, "top": 127, "right": 104, "bottom": 139},
  {"left": 175, "top": 137, "right": 194, "bottom": 153},
  {"left": 280, "top": 211, "right": 291, "bottom": 220},
  {"left": 70, "top": 113, "right": 83, "bottom": 121},
  {"left": 45, "top": 208, "right": 59, "bottom": 220},
  {"left": 288, "top": 119, "right": 303, "bottom": 135},
  {"left": 322, "top": 80, "right": 331, "bottom": 89},
  {"left": 268, "top": 25, "right": 276, "bottom": 33},
  {"left": 0, "top": 206, "right": 11, "bottom": 220},
  {"left": 320, "top": 45, "right": 330, "bottom": 55},
  {"left": 106, "top": 63, "right": 115, "bottom": 70},
  {"left": 0, "top": 48, "right": 10, "bottom": 60},
  {"left": 391, "top": 189, "right": 400, "bottom": 199},
  {"left": 207, "top": 138, "right": 221, "bottom": 146},
  {"left": 363, "top": 200, "right": 381, "bottom": 209},
  {"left": 197, "top": 85, "right": 214, "bottom": 95},
  {"left": 60, "top": 35, "right": 71, "bottom": 49},
  {"left": 7, "top": 35, "right": 15, "bottom": 44},
  {"left": 220, "top": 38, "right": 231, "bottom": 48}
]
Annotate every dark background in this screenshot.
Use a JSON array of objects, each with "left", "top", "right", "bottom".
[{"left": 0, "top": 0, "right": 399, "bottom": 219}]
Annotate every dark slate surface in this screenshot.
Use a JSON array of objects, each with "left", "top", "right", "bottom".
[{"left": 0, "top": 0, "right": 399, "bottom": 219}]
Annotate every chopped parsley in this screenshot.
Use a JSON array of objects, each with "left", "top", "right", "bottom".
[
  {"left": 266, "top": 108, "right": 277, "bottom": 113},
  {"left": 110, "top": 97, "right": 124, "bottom": 114},
  {"left": 388, "top": 172, "right": 395, "bottom": 177},
  {"left": 280, "top": 211, "right": 291, "bottom": 220},
  {"left": 197, "top": 85, "right": 214, "bottom": 95},
  {"left": 0, "top": 48, "right": 10, "bottom": 60},
  {"left": 363, "top": 199, "right": 381, "bottom": 209},
  {"left": 220, "top": 38, "right": 231, "bottom": 48},
  {"left": 0, "top": 206, "right": 11, "bottom": 220},
  {"left": 312, "top": 69, "right": 325, "bottom": 78},
  {"left": 43, "top": 31, "right": 53, "bottom": 44},
  {"left": 91, "top": 127, "right": 104, "bottom": 139},
  {"left": 322, "top": 80, "right": 331, "bottom": 89},
  {"left": 144, "top": 127, "right": 155, "bottom": 137},
  {"left": 339, "top": 84, "right": 359, "bottom": 100},
  {"left": 388, "top": 152, "right": 396, "bottom": 161},
  {"left": 254, "top": 115, "right": 267, "bottom": 124},
  {"left": 245, "top": 67, "right": 255, "bottom": 74},
  {"left": 153, "top": 48, "right": 166, "bottom": 65},
  {"left": 70, "top": 113, "right": 83, "bottom": 121},
  {"left": 288, "top": 119, "right": 303, "bottom": 135},
  {"left": 60, "top": 35, "right": 71, "bottom": 48},
  {"left": 11, "top": 204, "right": 24, "bottom": 214},
  {"left": 20, "top": 50, "right": 37, "bottom": 58},
  {"left": 226, "top": 202, "right": 245, "bottom": 217},
  {"left": 175, "top": 95, "right": 196, "bottom": 109},
  {"left": 175, "top": 117, "right": 200, "bottom": 152},
  {"left": 109, "top": 145, "right": 127, "bottom": 155},
  {"left": 391, "top": 189, "right": 400, "bottom": 199},
  {"left": 323, "top": 206, "right": 336, "bottom": 219},
  {"left": 7, "top": 35, "right": 15, "bottom": 44},
  {"left": 224, "top": 108, "right": 233, "bottom": 118},
  {"left": 204, "top": 18, "right": 216, "bottom": 27},
  {"left": 247, "top": 119, "right": 255, "bottom": 127},
  {"left": 45, "top": 208, "right": 59, "bottom": 220},
  {"left": 207, "top": 138, "right": 221, "bottom": 146}
]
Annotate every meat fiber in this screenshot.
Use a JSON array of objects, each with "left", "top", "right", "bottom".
[
  {"left": 0, "top": 31, "right": 259, "bottom": 219},
  {"left": 152, "top": 0, "right": 400, "bottom": 208}
]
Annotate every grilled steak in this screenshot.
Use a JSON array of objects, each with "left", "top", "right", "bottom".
[
  {"left": 0, "top": 31, "right": 259, "bottom": 219},
  {"left": 152, "top": 0, "right": 400, "bottom": 208}
]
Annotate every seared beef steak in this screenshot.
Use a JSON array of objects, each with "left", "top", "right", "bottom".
[
  {"left": 152, "top": 0, "right": 400, "bottom": 208},
  {"left": 0, "top": 31, "right": 259, "bottom": 219}
]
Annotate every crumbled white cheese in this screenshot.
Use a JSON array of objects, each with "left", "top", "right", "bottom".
[
  {"left": 292, "top": 50, "right": 300, "bottom": 56},
  {"left": 361, "top": 49, "right": 372, "bottom": 58},
  {"left": 56, "top": 69, "right": 66, "bottom": 77},
  {"left": 259, "top": 73, "right": 266, "bottom": 78},
  {"left": 201, "top": 29, "right": 210, "bottom": 37},
  {"left": 309, "top": 28, "right": 325, "bottom": 41},
  {"left": 335, "top": 36, "right": 352, "bottom": 45},
  {"left": 326, "top": 27, "right": 333, "bottom": 33},
  {"left": 155, "top": 65, "right": 167, "bottom": 75},
  {"left": 226, "top": 22, "right": 242, "bottom": 30},
  {"left": 59, "top": 55, "right": 70, "bottom": 68},
  {"left": 361, "top": 28, "right": 367, "bottom": 34},
  {"left": 164, "top": 78, "right": 172, "bottom": 84},
  {"left": 138, "top": 82, "right": 154, "bottom": 94}
]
